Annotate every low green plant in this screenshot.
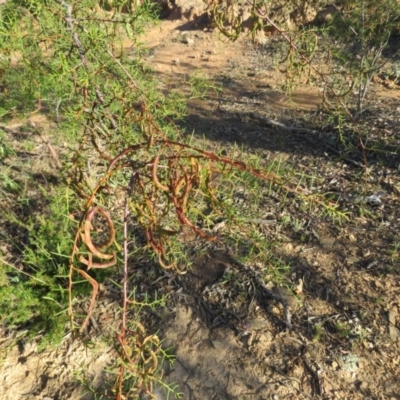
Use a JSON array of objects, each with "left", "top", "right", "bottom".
[
  {"left": 1, "top": 0, "right": 187, "bottom": 396},
  {"left": 313, "top": 323, "right": 325, "bottom": 342},
  {"left": 388, "top": 242, "right": 400, "bottom": 261},
  {"left": 188, "top": 70, "right": 222, "bottom": 99},
  {"left": 335, "top": 321, "right": 352, "bottom": 339},
  {"left": 0, "top": 130, "right": 14, "bottom": 160},
  {"left": 0, "top": 186, "right": 76, "bottom": 344},
  {"left": 0, "top": 169, "right": 21, "bottom": 194}
]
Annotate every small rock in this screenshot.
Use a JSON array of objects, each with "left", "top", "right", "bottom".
[
  {"left": 282, "top": 243, "right": 293, "bottom": 253},
  {"left": 294, "top": 245, "right": 304, "bottom": 253},
  {"left": 388, "top": 309, "right": 397, "bottom": 325},
  {"left": 211, "top": 340, "right": 224, "bottom": 350},
  {"left": 294, "top": 279, "right": 303, "bottom": 295},
  {"left": 359, "top": 381, "right": 369, "bottom": 390},
  {"left": 268, "top": 304, "right": 281, "bottom": 315},
  {"left": 374, "top": 280, "right": 384, "bottom": 288},
  {"left": 182, "top": 36, "right": 194, "bottom": 46},
  {"left": 388, "top": 325, "right": 400, "bottom": 341},
  {"left": 247, "top": 317, "right": 269, "bottom": 331},
  {"left": 276, "top": 287, "right": 297, "bottom": 308},
  {"left": 320, "top": 237, "right": 335, "bottom": 249},
  {"left": 347, "top": 255, "right": 361, "bottom": 265}
]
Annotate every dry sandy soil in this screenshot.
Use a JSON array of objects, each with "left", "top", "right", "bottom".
[{"left": 1, "top": 15, "right": 400, "bottom": 400}]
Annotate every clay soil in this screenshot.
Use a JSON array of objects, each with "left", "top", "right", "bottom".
[{"left": 1, "top": 16, "right": 400, "bottom": 400}]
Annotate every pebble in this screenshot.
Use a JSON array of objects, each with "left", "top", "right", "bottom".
[
  {"left": 247, "top": 317, "right": 269, "bottom": 331},
  {"left": 182, "top": 37, "right": 194, "bottom": 46}
]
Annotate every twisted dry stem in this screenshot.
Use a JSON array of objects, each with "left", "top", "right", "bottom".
[{"left": 58, "top": 1, "right": 347, "bottom": 397}]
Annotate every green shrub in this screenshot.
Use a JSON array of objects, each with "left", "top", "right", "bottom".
[{"left": 0, "top": 187, "right": 77, "bottom": 342}]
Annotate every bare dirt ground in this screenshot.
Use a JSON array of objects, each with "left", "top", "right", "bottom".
[{"left": 1, "top": 16, "right": 400, "bottom": 400}]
